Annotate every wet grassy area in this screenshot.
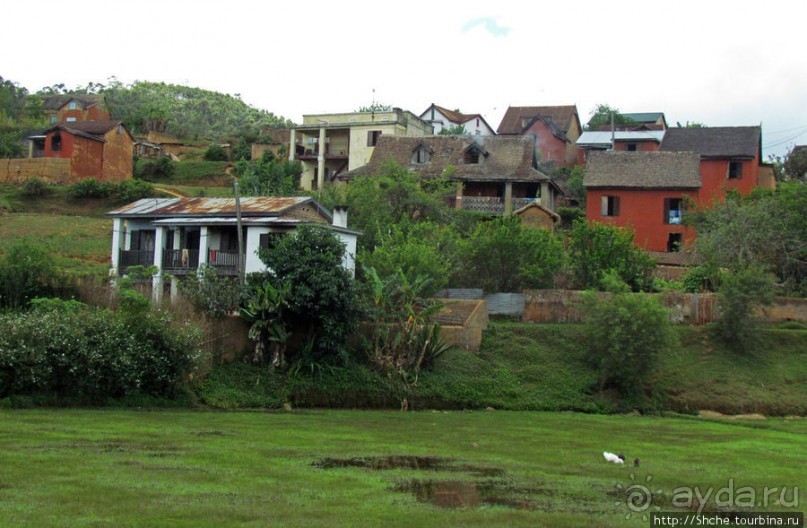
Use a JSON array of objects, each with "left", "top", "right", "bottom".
[{"left": 0, "top": 410, "right": 804, "bottom": 527}]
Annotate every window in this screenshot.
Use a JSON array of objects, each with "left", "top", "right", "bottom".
[
  {"left": 664, "top": 198, "right": 684, "bottom": 224},
  {"left": 68, "top": 101, "right": 77, "bottom": 110},
  {"left": 464, "top": 149, "right": 480, "bottom": 164},
  {"left": 728, "top": 161, "right": 743, "bottom": 179},
  {"left": 259, "top": 232, "right": 283, "bottom": 249},
  {"left": 51, "top": 131, "right": 62, "bottom": 152},
  {"left": 600, "top": 195, "right": 620, "bottom": 217},
  {"left": 66, "top": 117, "right": 77, "bottom": 122},
  {"left": 367, "top": 130, "right": 382, "bottom": 146},
  {"left": 50, "top": 115, "right": 57, "bottom": 124},
  {"left": 626, "top": 143, "right": 638, "bottom": 152},
  {"left": 667, "top": 233, "right": 682, "bottom": 253},
  {"left": 412, "top": 146, "right": 431, "bottom": 164}
]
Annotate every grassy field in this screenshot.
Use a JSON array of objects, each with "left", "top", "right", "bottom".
[
  {"left": 0, "top": 410, "right": 803, "bottom": 527},
  {"left": 0, "top": 212, "right": 111, "bottom": 276}
]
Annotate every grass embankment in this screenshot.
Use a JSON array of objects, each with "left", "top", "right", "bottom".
[
  {"left": 196, "top": 323, "right": 807, "bottom": 415},
  {"left": 0, "top": 409, "right": 803, "bottom": 527}
]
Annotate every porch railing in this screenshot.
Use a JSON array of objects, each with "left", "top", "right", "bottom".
[
  {"left": 461, "top": 197, "right": 534, "bottom": 215},
  {"left": 119, "top": 250, "right": 155, "bottom": 274},
  {"left": 208, "top": 250, "right": 242, "bottom": 275},
  {"left": 162, "top": 249, "right": 200, "bottom": 273}
]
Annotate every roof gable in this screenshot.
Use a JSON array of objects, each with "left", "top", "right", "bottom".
[
  {"left": 108, "top": 196, "right": 329, "bottom": 220},
  {"left": 497, "top": 105, "right": 580, "bottom": 135},
  {"left": 42, "top": 94, "right": 105, "bottom": 111}
]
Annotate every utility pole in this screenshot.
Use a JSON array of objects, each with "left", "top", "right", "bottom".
[{"left": 233, "top": 178, "right": 245, "bottom": 284}]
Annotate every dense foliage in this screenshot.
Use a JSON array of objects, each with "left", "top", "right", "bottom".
[
  {"left": 0, "top": 242, "right": 58, "bottom": 310},
  {"left": 567, "top": 219, "right": 655, "bottom": 291},
  {"left": 582, "top": 275, "right": 675, "bottom": 398},
  {"left": 0, "top": 298, "right": 203, "bottom": 401},
  {"left": 585, "top": 103, "right": 636, "bottom": 131},
  {"left": 254, "top": 225, "right": 361, "bottom": 363},
  {"left": 237, "top": 152, "right": 303, "bottom": 196},
  {"left": 453, "top": 215, "right": 565, "bottom": 292}
]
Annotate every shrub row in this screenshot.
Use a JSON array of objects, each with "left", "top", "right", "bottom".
[
  {"left": 0, "top": 305, "right": 204, "bottom": 402},
  {"left": 68, "top": 178, "right": 155, "bottom": 202}
]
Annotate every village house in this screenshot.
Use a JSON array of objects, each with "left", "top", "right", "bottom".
[
  {"left": 496, "top": 105, "right": 582, "bottom": 167},
  {"left": 587, "top": 111, "right": 668, "bottom": 132},
  {"left": 42, "top": 94, "right": 111, "bottom": 124},
  {"left": 107, "top": 197, "right": 360, "bottom": 300},
  {"left": 585, "top": 125, "right": 773, "bottom": 254},
  {"left": 28, "top": 120, "right": 134, "bottom": 182},
  {"left": 419, "top": 104, "right": 496, "bottom": 136},
  {"left": 339, "top": 135, "right": 562, "bottom": 225},
  {"left": 576, "top": 129, "right": 666, "bottom": 164},
  {"left": 288, "top": 108, "right": 433, "bottom": 190}
]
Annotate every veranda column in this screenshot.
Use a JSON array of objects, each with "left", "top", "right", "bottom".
[
  {"left": 317, "top": 127, "right": 326, "bottom": 190},
  {"left": 504, "top": 182, "right": 513, "bottom": 215},
  {"left": 152, "top": 226, "right": 166, "bottom": 303},
  {"left": 110, "top": 217, "right": 123, "bottom": 277},
  {"left": 288, "top": 129, "right": 296, "bottom": 161}
]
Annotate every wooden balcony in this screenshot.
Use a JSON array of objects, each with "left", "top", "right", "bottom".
[
  {"left": 207, "top": 250, "right": 242, "bottom": 275},
  {"left": 119, "top": 250, "right": 154, "bottom": 274},
  {"left": 162, "top": 249, "right": 200, "bottom": 274},
  {"left": 460, "top": 197, "right": 534, "bottom": 215}
]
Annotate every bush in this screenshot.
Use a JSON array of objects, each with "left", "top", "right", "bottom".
[
  {"left": 0, "top": 242, "right": 58, "bottom": 310},
  {"left": 179, "top": 265, "right": 245, "bottom": 318},
  {"left": 204, "top": 144, "right": 228, "bottom": 161},
  {"left": 134, "top": 156, "right": 175, "bottom": 180},
  {"left": 115, "top": 179, "right": 155, "bottom": 203},
  {"left": 21, "top": 177, "right": 50, "bottom": 197},
  {"left": 0, "top": 306, "right": 203, "bottom": 401},
  {"left": 68, "top": 178, "right": 116, "bottom": 199},
  {"left": 715, "top": 265, "right": 775, "bottom": 352},
  {"left": 582, "top": 276, "right": 675, "bottom": 398}
]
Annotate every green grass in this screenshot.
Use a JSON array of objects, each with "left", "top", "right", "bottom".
[
  {"left": 0, "top": 409, "right": 803, "bottom": 527},
  {"left": 172, "top": 160, "right": 231, "bottom": 185},
  {"left": 0, "top": 213, "right": 111, "bottom": 276}
]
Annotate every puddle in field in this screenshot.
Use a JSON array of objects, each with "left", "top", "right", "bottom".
[
  {"left": 313, "top": 456, "right": 534, "bottom": 510},
  {"left": 393, "top": 479, "right": 537, "bottom": 510}
]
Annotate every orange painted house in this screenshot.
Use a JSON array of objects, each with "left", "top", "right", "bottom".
[
  {"left": 42, "top": 120, "right": 134, "bottom": 182},
  {"left": 42, "top": 94, "right": 111, "bottom": 124},
  {"left": 497, "top": 106, "right": 582, "bottom": 167},
  {"left": 584, "top": 126, "right": 763, "bottom": 253}
]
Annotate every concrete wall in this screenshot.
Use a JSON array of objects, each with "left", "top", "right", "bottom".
[
  {"left": 0, "top": 158, "right": 71, "bottom": 184},
  {"left": 523, "top": 289, "right": 807, "bottom": 324}
]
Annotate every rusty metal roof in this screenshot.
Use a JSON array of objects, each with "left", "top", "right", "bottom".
[{"left": 108, "top": 197, "right": 315, "bottom": 217}]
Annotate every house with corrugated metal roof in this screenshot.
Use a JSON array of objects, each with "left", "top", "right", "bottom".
[
  {"left": 419, "top": 104, "right": 496, "bottom": 136},
  {"left": 576, "top": 130, "right": 666, "bottom": 164},
  {"left": 107, "top": 197, "right": 360, "bottom": 299}
]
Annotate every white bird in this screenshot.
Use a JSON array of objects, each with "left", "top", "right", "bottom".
[{"left": 603, "top": 451, "right": 626, "bottom": 464}]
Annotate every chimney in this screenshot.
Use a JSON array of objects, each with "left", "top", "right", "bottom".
[{"left": 332, "top": 205, "right": 348, "bottom": 228}]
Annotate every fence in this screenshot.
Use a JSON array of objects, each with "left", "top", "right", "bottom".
[
  {"left": 435, "top": 288, "right": 807, "bottom": 324},
  {"left": 0, "top": 158, "right": 71, "bottom": 184}
]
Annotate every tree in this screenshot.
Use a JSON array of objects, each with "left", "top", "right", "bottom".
[
  {"left": 255, "top": 225, "right": 361, "bottom": 362},
  {"left": 585, "top": 104, "right": 635, "bottom": 131},
  {"left": 238, "top": 157, "right": 302, "bottom": 196},
  {"left": 0, "top": 241, "right": 58, "bottom": 310},
  {"left": 204, "top": 144, "right": 228, "bottom": 161},
  {"left": 232, "top": 136, "right": 251, "bottom": 162},
  {"left": 567, "top": 219, "right": 655, "bottom": 291},
  {"left": 783, "top": 146, "right": 807, "bottom": 182},
  {"left": 240, "top": 280, "right": 290, "bottom": 368},
  {"left": 438, "top": 124, "right": 468, "bottom": 136},
  {"left": 454, "top": 215, "right": 565, "bottom": 292},
  {"left": 715, "top": 265, "right": 774, "bottom": 352},
  {"left": 582, "top": 274, "right": 674, "bottom": 398}
]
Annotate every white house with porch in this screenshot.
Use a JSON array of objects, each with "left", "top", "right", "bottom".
[{"left": 107, "top": 197, "right": 359, "bottom": 300}]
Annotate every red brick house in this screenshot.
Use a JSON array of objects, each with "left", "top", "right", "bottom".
[
  {"left": 584, "top": 126, "right": 764, "bottom": 253},
  {"left": 41, "top": 120, "right": 134, "bottom": 182},
  {"left": 42, "top": 94, "right": 111, "bottom": 124},
  {"left": 497, "top": 106, "right": 582, "bottom": 167}
]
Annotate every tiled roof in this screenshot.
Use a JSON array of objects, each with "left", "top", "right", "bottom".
[
  {"left": 340, "top": 135, "right": 553, "bottom": 184},
  {"left": 45, "top": 120, "right": 124, "bottom": 136},
  {"left": 660, "top": 127, "right": 761, "bottom": 158},
  {"left": 584, "top": 151, "right": 701, "bottom": 189},
  {"left": 497, "top": 105, "right": 579, "bottom": 135},
  {"left": 42, "top": 94, "right": 105, "bottom": 111}
]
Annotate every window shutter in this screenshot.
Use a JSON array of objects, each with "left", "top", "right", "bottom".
[{"left": 601, "top": 196, "right": 609, "bottom": 216}]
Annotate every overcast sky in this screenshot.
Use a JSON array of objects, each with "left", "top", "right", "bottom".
[{"left": 3, "top": 0, "right": 806, "bottom": 157}]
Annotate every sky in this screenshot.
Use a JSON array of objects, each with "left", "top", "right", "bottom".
[{"left": 3, "top": 0, "right": 806, "bottom": 157}]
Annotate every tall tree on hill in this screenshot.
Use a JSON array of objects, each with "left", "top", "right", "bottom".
[{"left": 585, "top": 104, "right": 635, "bottom": 131}]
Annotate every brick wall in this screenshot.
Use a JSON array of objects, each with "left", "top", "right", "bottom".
[{"left": 0, "top": 158, "right": 71, "bottom": 184}]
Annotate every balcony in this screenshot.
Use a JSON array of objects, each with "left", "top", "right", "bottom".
[
  {"left": 295, "top": 144, "right": 349, "bottom": 161},
  {"left": 162, "top": 249, "right": 200, "bottom": 274},
  {"left": 119, "top": 250, "right": 155, "bottom": 274},
  {"left": 207, "top": 250, "right": 242, "bottom": 275},
  {"left": 460, "top": 197, "right": 534, "bottom": 215}
]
